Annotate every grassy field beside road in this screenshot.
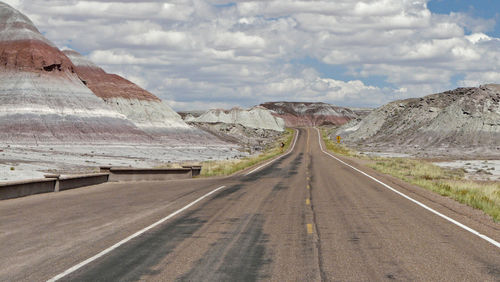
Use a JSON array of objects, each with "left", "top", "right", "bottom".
[{"left": 321, "top": 128, "right": 500, "bottom": 222}]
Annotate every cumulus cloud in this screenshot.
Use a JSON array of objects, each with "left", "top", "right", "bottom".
[{"left": 3, "top": 0, "right": 500, "bottom": 110}]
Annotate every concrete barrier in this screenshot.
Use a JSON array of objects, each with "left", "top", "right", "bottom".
[
  {"left": 0, "top": 173, "right": 109, "bottom": 200},
  {"left": 184, "top": 166, "right": 202, "bottom": 177},
  {"left": 0, "top": 178, "right": 56, "bottom": 200},
  {"left": 0, "top": 164, "right": 202, "bottom": 200},
  {"left": 104, "top": 167, "right": 193, "bottom": 182},
  {"left": 58, "top": 173, "right": 109, "bottom": 191}
]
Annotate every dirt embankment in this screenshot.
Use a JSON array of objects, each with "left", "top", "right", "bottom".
[
  {"left": 336, "top": 85, "right": 500, "bottom": 158},
  {"left": 188, "top": 122, "right": 284, "bottom": 153}
]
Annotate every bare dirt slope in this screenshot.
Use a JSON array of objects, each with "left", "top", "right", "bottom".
[
  {"left": 191, "top": 106, "right": 285, "bottom": 132},
  {"left": 336, "top": 85, "right": 500, "bottom": 157},
  {"left": 260, "top": 101, "right": 369, "bottom": 127},
  {"left": 63, "top": 50, "right": 220, "bottom": 145},
  {"left": 188, "top": 122, "right": 283, "bottom": 153},
  {"left": 0, "top": 2, "right": 149, "bottom": 144}
]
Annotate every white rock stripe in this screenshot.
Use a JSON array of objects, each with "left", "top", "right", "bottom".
[
  {"left": 47, "top": 185, "right": 227, "bottom": 282},
  {"left": 315, "top": 128, "right": 500, "bottom": 249},
  {"left": 245, "top": 129, "right": 299, "bottom": 176},
  {"left": 194, "top": 107, "right": 286, "bottom": 132}
]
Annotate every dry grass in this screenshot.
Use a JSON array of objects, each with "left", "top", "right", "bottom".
[
  {"left": 320, "top": 128, "right": 500, "bottom": 222},
  {"left": 369, "top": 158, "right": 500, "bottom": 221},
  {"left": 199, "top": 128, "right": 295, "bottom": 177},
  {"left": 321, "top": 128, "right": 358, "bottom": 157}
]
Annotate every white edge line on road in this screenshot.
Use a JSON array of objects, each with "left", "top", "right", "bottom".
[
  {"left": 315, "top": 128, "right": 500, "bottom": 249},
  {"left": 47, "top": 185, "right": 227, "bottom": 282},
  {"left": 245, "top": 129, "right": 299, "bottom": 176}
]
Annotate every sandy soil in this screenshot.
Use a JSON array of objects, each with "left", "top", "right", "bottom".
[
  {"left": 361, "top": 151, "right": 412, "bottom": 158},
  {"left": 434, "top": 160, "right": 500, "bottom": 181},
  {"left": 355, "top": 149, "right": 498, "bottom": 182},
  {"left": 0, "top": 144, "right": 245, "bottom": 182}
]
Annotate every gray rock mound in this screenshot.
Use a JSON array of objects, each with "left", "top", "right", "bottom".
[
  {"left": 336, "top": 85, "right": 500, "bottom": 157},
  {"left": 192, "top": 106, "right": 285, "bottom": 132}
]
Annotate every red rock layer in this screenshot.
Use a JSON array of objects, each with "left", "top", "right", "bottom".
[
  {"left": 0, "top": 2, "right": 155, "bottom": 144},
  {"left": 276, "top": 114, "right": 351, "bottom": 127},
  {"left": 260, "top": 102, "right": 357, "bottom": 127},
  {"left": 63, "top": 50, "right": 159, "bottom": 101},
  {"left": 0, "top": 40, "right": 75, "bottom": 72}
]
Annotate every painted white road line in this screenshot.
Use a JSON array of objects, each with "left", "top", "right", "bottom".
[
  {"left": 47, "top": 185, "right": 227, "bottom": 282},
  {"left": 245, "top": 129, "right": 299, "bottom": 176},
  {"left": 315, "top": 128, "right": 500, "bottom": 249}
]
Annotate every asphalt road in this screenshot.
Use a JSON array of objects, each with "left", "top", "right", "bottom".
[{"left": 0, "top": 128, "right": 499, "bottom": 281}]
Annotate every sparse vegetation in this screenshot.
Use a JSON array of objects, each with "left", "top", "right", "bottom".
[
  {"left": 320, "top": 128, "right": 500, "bottom": 222},
  {"left": 199, "top": 128, "right": 294, "bottom": 177},
  {"left": 321, "top": 129, "right": 358, "bottom": 157}
]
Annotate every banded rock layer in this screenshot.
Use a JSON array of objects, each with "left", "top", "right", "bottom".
[
  {"left": 64, "top": 50, "right": 220, "bottom": 144},
  {"left": 260, "top": 102, "right": 365, "bottom": 127},
  {"left": 0, "top": 2, "right": 149, "bottom": 144}
]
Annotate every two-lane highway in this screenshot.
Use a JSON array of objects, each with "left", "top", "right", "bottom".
[{"left": 0, "top": 128, "right": 499, "bottom": 281}]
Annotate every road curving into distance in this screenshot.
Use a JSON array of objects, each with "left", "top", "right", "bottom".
[{"left": 0, "top": 128, "right": 498, "bottom": 281}]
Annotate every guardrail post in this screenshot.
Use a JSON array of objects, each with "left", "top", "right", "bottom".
[
  {"left": 183, "top": 166, "right": 202, "bottom": 177},
  {"left": 100, "top": 166, "right": 112, "bottom": 173},
  {"left": 45, "top": 174, "right": 61, "bottom": 192}
]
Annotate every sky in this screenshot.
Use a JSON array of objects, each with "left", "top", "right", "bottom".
[{"left": 3, "top": 0, "right": 500, "bottom": 111}]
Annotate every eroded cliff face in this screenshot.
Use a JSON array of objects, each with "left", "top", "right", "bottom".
[
  {"left": 0, "top": 2, "right": 150, "bottom": 144},
  {"left": 64, "top": 50, "right": 190, "bottom": 130},
  {"left": 192, "top": 106, "right": 286, "bottom": 132},
  {"left": 260, "top": 102, "right": 365, "bottom": 127},
  {"left": 336, "top": 85, "right": 500, "bottom": 157}
]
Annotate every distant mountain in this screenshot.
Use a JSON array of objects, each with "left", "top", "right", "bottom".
[
  {"left": 0, "top": 2, "right": 148, "bottom": 144},
  {"left": 190, "top": 106, "right": 286, "bottom": 131},
  {"left": 260, "top": 102, "right": 369, "bottom": 127},
  {"left": 336, "top": 85, "right": 500, "bottom": 156}
]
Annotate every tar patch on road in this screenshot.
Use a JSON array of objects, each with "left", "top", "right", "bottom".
[
  {"left": 242, "top": 154, "right": 289, "bottom": 182},
  {"left": 286, "top": 153, "right": 303, "bottom": 177},
  {"left": 61, "top": 209, "right": 207, "bottom": 282},
  {"left": 272, "top": 182, "right": 288, "bottom": 191},
  {"left": 211, "top": 184, "right": 245, "bottom": 200},
  {"left": 178, "top": 214, "right": 270, "bottom": 282}
]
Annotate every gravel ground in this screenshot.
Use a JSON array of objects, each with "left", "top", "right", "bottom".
[
  {"left": 434, "top": 159, "right": 500, "bottom": 181},
  {"left": 0, "top": 143, "right": 245, "bottom": 182}
]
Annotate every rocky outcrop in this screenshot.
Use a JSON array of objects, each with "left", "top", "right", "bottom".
[
  {"left": 260, "top": 102, "right": 366, "bottom": 127},
  {"left": 0, "top": 2, "right": 149, "bottom": 144},
  {"left": 189, "top": 122, "right": 284, "bottom": 153},
  {"left": 192, "top": 106, "right": 286, "bottom": 132},
  {"left": 336, "top": 85, "right": 500, "bottom": 157}
]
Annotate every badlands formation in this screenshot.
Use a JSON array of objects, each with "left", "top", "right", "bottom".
[
  {"left": 260, "top": 102, "right": 368, "bottom": 127},
  {"left": 186, "top": 106, "right": 286, "bottom": 152},
  {"left": 63, "top": 50, "right": 214, "bottom": 144},
  {"left": 0, "top": 2, "right": 243, "bottom": 181},
  {"left": 336, "top": 85, "right": 500, "bottom": 158},
  {"left": 0, "top": 2, "right": 149, "bottom": 144},
  {"left": 191, "top": 106, "right": 286, "bottom": 132}
]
